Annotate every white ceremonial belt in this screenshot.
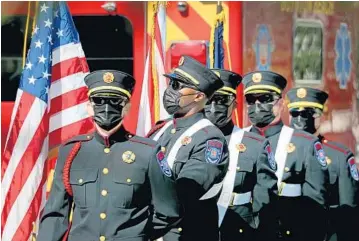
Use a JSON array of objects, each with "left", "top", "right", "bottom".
[
  {"left": 279, "top": 183, "right": 301, "bottom": 197},
  {"left": 229, "top": 191, "right": 252, "bottom": 206}
]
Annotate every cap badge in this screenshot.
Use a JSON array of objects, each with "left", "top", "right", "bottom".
[
  {"left": 297, "top": 88, "right": 307, "bottom": 98},
  {"left": 122, "top": 151, "right": 136, "bottom": 164},
  {"left": 236, "top": 143, "right": 246, "bottom": 152},
  {"left": 252, "top": 73, "right": 262, "bottom": 83},
  {"left": 287, "top": 143, "right": 296, "bottom": 153},
  {"left": 103, "top": 72, "right": 114, "bottom": 84},
  {"left": 178, "top": 56, "right": 184, "bottom": 66}
]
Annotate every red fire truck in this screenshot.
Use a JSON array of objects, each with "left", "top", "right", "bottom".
[{"left": 2, "top": 1, "right": 358, "bottom": 156}]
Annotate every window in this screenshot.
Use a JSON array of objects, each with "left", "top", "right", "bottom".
[
  {"left": 1, "top": 16, "right": 31, "bottom": 101},
  {"left": 1, "top": 15, "right": 134, "bottom": 102},
  {"left": 72, "top": 16, "right": 133, "bottom": 75},
  {"left": 293, "top": 20, "right": 323, "bottom": 84}
]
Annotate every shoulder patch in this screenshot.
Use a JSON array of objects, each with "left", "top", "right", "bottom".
[
  {"left": 265, "top": 144, "right": 277, "bottom": 170},
  {"left": 348, "top": 157, "right": 359, "bottom": 181},
  {"left": 205, "top": 140, "right": 224, "bottom": 164},
  {"left": 129, "top": 136, "right": 156, "bottom": 148},
  {"left": 314, "top": 141, "right": 327, "bottom": 167},
  {"left": 156, "top": 151, "right": 172, "bottom": 177},
  {"left": 64, "top": 134, "right": 93, "bottom": 145}
]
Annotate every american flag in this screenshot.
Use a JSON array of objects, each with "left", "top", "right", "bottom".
[
  {"left": 209, "top": 2, "right": 225, "bottom": 69},
  {"left": 136, "top": 2, "right": 169, "bottom": 136},
  {"left": 1, "top": 2, "right": 93, "bottom": 240}
]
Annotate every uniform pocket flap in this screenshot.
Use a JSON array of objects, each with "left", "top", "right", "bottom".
[
  {"left": 69, "top": 169, "right": 98, "bottom": 186},
  {"left": 113, "top": 173, "right": 146, "bottom": 185}
]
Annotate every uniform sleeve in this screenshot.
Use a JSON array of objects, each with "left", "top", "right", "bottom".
[
  {"left": 302, "top": 138, "right": 329, "bottom": 241},
  {"left": 37, "top": 146, "right": 72, "bottom": 241},
  {"left": 339, "top": 152, "right": 358, "bottom": 206},
  {"left": 302, "top": 139, "right": 329, "bottom": 205},
  {"left": 148, "top": 145, "right": 182, "bottom": 240},
  {"left": 176, "top": 136, "right": 229, "bottom": 199},
  {"left": 253, "top": 140, "right": 278, "bottom": 240}
]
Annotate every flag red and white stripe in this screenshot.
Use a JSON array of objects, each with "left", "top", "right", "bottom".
[
  {"left": 136, "top": 3, "right": 169, "bottom": 136},
  {"left": 1, "top": 2, "right": 93, "bottom": 240}
]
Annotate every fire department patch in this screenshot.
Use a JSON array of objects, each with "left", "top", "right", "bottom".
[
  {"left": 348, "top": 157, "right": 359, "bottom": 181},
  {"left": 265, "top": 144, "right": 277, "bottom": 170},
  {"left": 205, "top": 140, "right": 223, "bottom": 164},
  {"left": 156, "top": 151, "right": 172, "bottom": 177},
  {"left": 314, "top": 142, "right": 327, "bottom": 167}
]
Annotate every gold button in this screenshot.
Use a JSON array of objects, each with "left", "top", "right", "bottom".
[
  {"left": 170, "top": 128, "right": 176, "bottom": 134},
  {"left": 239, "top": 228, "right": 243, "bottom": 233},
  {"left": 104, "top": 148, "right": 110, "bottom": 153},
  {"left": 128, "top": 134, "right": 133, "bottom": 138},
  {"left": 126, "top": 178, "right": 131, "bottom": 183},
  {"left": 236, "top": 167, "right": 240, "bottom": 171},
  {"left": 284, "top": 167, "right": 290, "bottom": 172},
  {"left": 286, "top": 230, "right": 291, "bottom": 235},
  {"left": 100, "top": 213, "right": 107, "bottom": 219},
  {"left": 103, "top": 168, "right": 109, "bottom": 175},
  {"left": 161, "top": 146, "right": 166, "bottom": 152},
  {"left": 178, "top": 227, "right": 182, "bottom": 232},
  {"left": 99, "top": 236, "right": 106, "bottom": 241},
  {"left": 78, "top": 178, "right": 83, "bottom": 184},
  {"left": 101, "top": 190, "right": 108, "bottom": 196},
  {"left": 87, "top": 135, "right": 91, "bottom": 139}
]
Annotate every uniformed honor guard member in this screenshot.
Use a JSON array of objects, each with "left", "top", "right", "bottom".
[
  {"left": 204, "top": 69, "right": 278, "bottom": 241},
  {"left": 286, "top": 87, "right": 359, "bottom": 241},
  {"left": 146, "top": 56, "right": 229, "bottom": 241},
  {"left": 242, "top": 71, "right": 329, "bottom": 241},
  {"left": 37, "top": 70, "right": 181, "bottom": 241}
]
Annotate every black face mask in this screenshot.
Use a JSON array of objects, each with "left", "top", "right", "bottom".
[
  {"left": 248, "top": 103, "right": 275, "bottom": 128},
  {"left": 91, "top": 96, "right": 126, "bottom": 131},
  {"left": 290, "top": 115, "right": 316, "bottom": 134},
  {"left": 204, "top": 103, "right": 231, "bottom": 128},
  {"left": 163, "top": 86, "right": 196, "bottom": 115}
]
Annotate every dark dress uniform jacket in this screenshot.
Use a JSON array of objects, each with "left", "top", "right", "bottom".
[
  {"left": 248, "top": 121, "right": 329, "bottom": 241},
  {"left": 37, "top": 127, "right": 180, "bottom": 241},
  {"left": 319, "top": 135, "right": 359, "bottom": 241},
  {"left": 148, "top": 112, "right": 229, "bottom": 241},
  {"left": 219, "top": 122, "right": 278, "bottom": 241}
]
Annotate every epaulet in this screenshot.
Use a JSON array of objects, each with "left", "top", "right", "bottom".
[
  {"left": 129, "top": 135, "right": 156, "bottom": 148},
  {"left": 293, "top": 129, "right": 316, "bottom": 140},
  {"left": 145, "top": 119, "right": 170, "bottom": 138},
  {"left": 244, "top": 131, "right": 266, "bottom": 143},
  {"left": 322, "top": 138, "right": 351, "bottom": 155},
  {"left": 64, "top": 133, "right": 93, "bottom": 145}
]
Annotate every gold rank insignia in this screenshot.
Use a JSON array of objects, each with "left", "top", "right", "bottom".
[
  {"left": 287, "top": 143, "right": 296, "bottom": 153},
  {"left": 213, "top": 70, "right": 221, "bottom": 78},
  {"left": 326, "top": 156, "right": 332, "bottom": 165},
  {"left": 103, "top": 72, "right": 114, "bottom": 83},
  {"left": 178, "top": 56, "right": 184, "bottom": 66},
  {"left": 236, "top": 143, "right": 246, "bottom": 152},
  {"left": 296, "top": 88, "right": 307, "bottom": 98},
  {"left": 252, "top": 73, "right": 262, "bottom": 83},
  {"left": 122, "top": 151, "right": 136, "bottom": 164},
  {"left": 181, "top": 136, "right": 192, "bottom": 146}
]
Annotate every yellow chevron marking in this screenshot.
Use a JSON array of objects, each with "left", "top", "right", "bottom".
[
  {"left": 188, "top": 1, "right": 217, "bottom": 27},
  {"left": 166, "top": 16, "right": 189, "bottom": 50}
]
